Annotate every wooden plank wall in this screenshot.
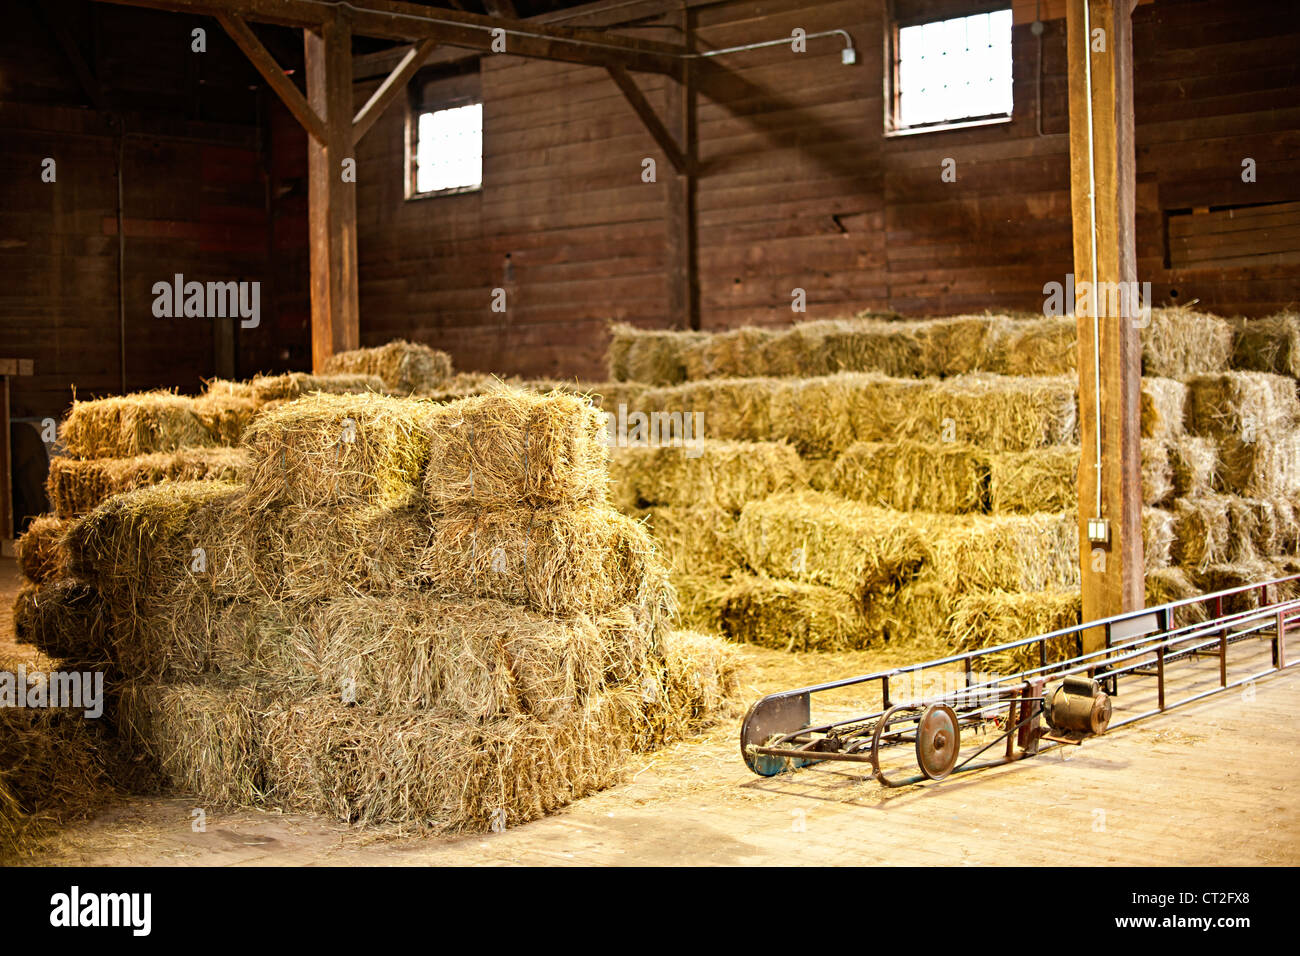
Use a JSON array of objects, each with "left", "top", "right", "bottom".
[
  {"left": 351, "top": 51, "right": 675, "bottom": 379},
  {"left": 0, "top": 1, "right": 280, "bottom": 422},
  {"left": 350, "top": 0, "right": 1300, "bottom": 380}
]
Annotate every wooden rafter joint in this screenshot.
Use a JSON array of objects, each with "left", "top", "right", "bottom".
[
  {"left": 352, "top": 38, "right": 438, "bottom": 146},
  {"left": 606, "top": 65, "right": 691, "bottom": 177},
  {"left": 217, "top": 12, "right": 327, "bottom": 145}
]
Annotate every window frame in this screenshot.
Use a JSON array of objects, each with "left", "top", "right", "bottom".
[
  {"left": 883, "top": 4, "right": 1015, "bottom": 138},
  {"left": 404, "top": 62, "right": 484, "bottom": 201}
]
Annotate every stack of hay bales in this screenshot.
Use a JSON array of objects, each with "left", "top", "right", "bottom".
[
  {"left": 589, "top": 309, "right": 1300, "bottom": 661},
  {"left": 17, "top": 386, "right": 740, "bottom": 835}
]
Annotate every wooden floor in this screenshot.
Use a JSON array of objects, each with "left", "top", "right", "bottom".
[{"left": 6, "top": 556, "right": 1299, "bottom": 866}]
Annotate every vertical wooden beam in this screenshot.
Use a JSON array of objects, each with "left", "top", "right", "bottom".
[
  {"left": 0, "top": 374, "right": 11, "bottom": 543},
  {"left": 305, "top": 9, "right": 360, "bottom": 371},
  {"left": 1067, "top": 0, "right": 1143, "bottom": 650},
  {"left": 664, "top": 9, "right": 698, "bottom": 330}
]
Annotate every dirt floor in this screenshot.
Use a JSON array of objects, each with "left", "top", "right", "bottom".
[{"left": 5, "top": 556, "right": 1299, "bottom": 866}]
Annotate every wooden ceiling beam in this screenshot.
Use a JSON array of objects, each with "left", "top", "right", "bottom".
[{"left": 87, "top": 0, "right": 687, "bottom": 73}]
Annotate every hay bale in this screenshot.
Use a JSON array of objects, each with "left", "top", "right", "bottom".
[
  {"left": 989, "top": 442, "right": 1169, "bottom": 512},
  {"left": 193, "top": 391, "right": 262, "bottom": 445},
  {"left": 989, "top": 447, "right": 1076, "bottom": 513},
  {"left": 683, "top": 326, "right": 784, "bottom": 380},
  {"left": 115, "top": 680, "right": 266, "bottom": 806},
  {"left": 903, "top": 374, "right": 1078, "bottom": 451},
  {"left": 1275, "top": 498, "right": 1300, "bottom": 554},
  {"left": 922, "top": 512, "right": 1079, "bottom": 594},
  {"left": 243, "top": 392, "right": 432, "bottom": 511},
  {"left": 1186, "top": 372, "right": 1300, "bottom": 497},
  {"left": 608, "top": 323, "right": 706, "bottom": 384},
  {"left": 417, "top": 507, "right": 672, "bottom": 619},
  {"left": 872, "top": 579, "right": 955, "bottom": 651},
  {"left": 248, "top": 371, "right": 386, "bottom": 402},
  {"left": 1228, "top": 497, "right": 1277, "bottom": 561},
  {"left": 1171, "top": 495, "right": 1232, "bottom": 571},
  {"left": 996, "top": 316, "right": 1077, "bottom": 376},
  {"left": 770, "top": 374, "right": 919, "bottom": 456},
  {"left": 322, "top": 340, "right": 453, "bottom": 395},
  {"left": 1142, "top": 306, "right": 1234, "bottom": 377},
  {"left": 712, "top": 574, "right": 878, "bottom": 651},
  {"left": 64, "top": 480, "right": 253, "bottom": 619},
  {"left": 653, "top": 630, "right": 747, "bottom": 736},
  {"left": 736, "top": 492, "right": 930, "bottom": 599},
  {"left": 641, "top": 506, "right": 744, "bottom": 578},
  {"left": 773, "top": 374, "right": 1077, "bottom": 457},
  {"left": 47, "top": 446, "right": 249, "bottom": 518},
  {"left": 16, "top": 515, "right": 69, "bottom": 584},
  {"left": 423, "top": 386, "right": 609, "bottom": 513},
  {"left": 1140, "top": 378, "right": 1187, "bottom": 442},
  {"left": 946, "top": 590, "right": 1082, "bottom": 674},
  {"left": 610, "top": 440, "right": 805, "bottom": 513},
  {"left": 1192, "top": 561, "right": 1278, "bottom": 615},
  {"left": 12, "top": 579, "right": 111, "bottom": 664},
  {"left": 639, "top": 378, "right": 778, "bottom": 446},
  {"left": 563, "top": 380, "right": 648, "bottom": 414},
  {"left": 830, "top": 441, "right": 989, "bottom": 513},
  {"left": 258, "top": 688, "right": 640, "bottom": 830},
  {"left": 1230, "top": 313, "right": 1300, "bottom": 377},
  {"left": 1169, "top": 435, "right": 1217, "bottom": 499},
  {"left": 1143, "top": 506, "right": 1176, "bottom": 570},
  {"left": 60, "top": 391, "right": 216, "bottom": 459},
  {"left": 1144, "top": 567, "right": 1205, "bottom": 621},
  {"left": 239, "top": 594, "right": 630, "bottom": 720}
]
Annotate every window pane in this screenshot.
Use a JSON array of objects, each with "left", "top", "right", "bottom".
[
  {"left": 896, "top": 10, "right": 1013, "bottom": 130},
  {"left": 415, "top": 102, "right": 483, "bottom": 194}
]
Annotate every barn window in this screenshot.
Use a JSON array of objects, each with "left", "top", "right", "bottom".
[
  {"left": 413, "top": 103, "right": 483, "bottom": 195},
  {"left": 887, "top": 8, "right": 1013, "bottom": 134},
  {"left": 407, "top": 61, "right": 482, "bottom": 198}
]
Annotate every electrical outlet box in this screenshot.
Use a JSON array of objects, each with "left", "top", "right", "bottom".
[{"left": 1087, "top": 517, "right": 1110, "bottom": 544}]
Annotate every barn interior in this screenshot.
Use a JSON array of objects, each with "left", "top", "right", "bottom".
[{"left": 2, "top": 0, "right": 1299, "bottom": 867}]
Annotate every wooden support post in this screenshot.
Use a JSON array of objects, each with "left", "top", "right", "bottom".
[
  {"left": 663, "top": 9, "right": 698, "bottom": 330},
  {"left": 305, "top": 10, "right": 360, "bottom": 371},
  {"left": 1067, "top": 0, "right": 1143, "bottom": 651}
]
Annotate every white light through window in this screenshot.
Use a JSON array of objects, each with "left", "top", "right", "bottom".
[
  {"left": 896, "top": 10, "right": 1013, "bottom": 131},
  {"left": 415, "top": 102, "right": 483, "bottom": 194}
]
